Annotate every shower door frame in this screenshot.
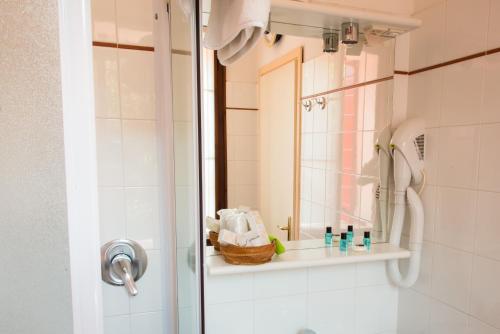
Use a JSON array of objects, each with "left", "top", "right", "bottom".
[{"left": 58, "top": 0, "right": 193, "bottom": 333}]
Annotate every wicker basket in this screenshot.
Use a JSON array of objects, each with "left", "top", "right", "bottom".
[
  {"left": 209, "top": 231, "right": 221, "bottom": 251},
  {"left": 220, "top": 241, "right": 276, "bottom": 265}
]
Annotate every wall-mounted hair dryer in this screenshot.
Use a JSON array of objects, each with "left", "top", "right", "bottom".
[{"left": 387, "top": 118, "right": 425, "bottom": 288}]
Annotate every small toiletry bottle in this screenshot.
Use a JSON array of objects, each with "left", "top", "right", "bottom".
[
  {"left": 347, "top": 225, "right": 354, "bottom": 246},
  {"left": 340, "top": 232, "right": 348, "bottom": 252},
  {"left": 324, "top": 226, "right": 333, "bottom": 246},
  {"left": 363, "top": 231, "right": 371, "bottom": 251}
]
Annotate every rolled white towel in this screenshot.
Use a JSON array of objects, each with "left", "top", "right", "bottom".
[{"left": 203, "top": 0, "right": 270, "bottom": 65}]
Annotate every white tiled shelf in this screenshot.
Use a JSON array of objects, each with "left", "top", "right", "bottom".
[{"left": 206, "top": 242, "right": 410, "bottom": 276}]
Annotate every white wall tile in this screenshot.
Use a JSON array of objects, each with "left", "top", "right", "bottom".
[
  {"left": 431, "top": 245, "right": 473, "bottom": 312},
  {"left": 410, "top": 2, "right": 446, "bottom": 70},
  {"left": 254, "top": 269, "right": 307, "bottom": 299},
  {"left": 175, "top": 185, "right": 195, "bottom": 248},
  {"left": 421, "top": 185, "right": 437, "bottom": 241},
  {"left": 102, "top": 282, "right": 130, "bottom": 317},
  {"left": 470, "top": 255, "right": 500, "bottom": 329},
  {"left": 312, "top": 133, "right": 327, "bottom": 167},
  {"left": 91, "top": 0, "right": 117, "bottom": 43},
  {"left": 122, "top": 120, "right": 158, "bottom": 186},
  {"left": 407, "top": 68, "right": 443, "bottom": 128},
  {"left": 116, "top": 0, "right": 153, "bottom": 47},
  {"left": 172, "top": 54, "right": 193, "bottom": 122},
  {"left": 355, "top": 285, "right": 398, "bottom": 334},
  {"left": 177, "top": 247, "right": 195, "bottom": 309},
  {"left": 437, "top": 126, "right": 479, "bottom": 188},
  {"left": 435, "top": 187, "right": 477, "bottom": 252},
  {"left": 355, "top": 261, "right": 390, "bottom": 286},
  {"left": 179, "top": 306, "right": 196, "bottom": 334},
  {"left": 308, "top": 264, "right": 356, "bottom": 292},
  {"left": 206, "top": 274, "right": 253, "bottom": 305},
  {"left": 311, "top": 168, "right": 326, "bottom": 204},
  {"left": 130, "top": 311, "right": 163, "bottom": 334},
  {"left": 206, "top": 301, "right": 253, "bottom": 334},
  {"left": 226, "top": 110, "right": 259, "bottom": 136},
  {"left": 328, "top": 51, "right": 343, "bottom": 90},
  {"left": 487, "top": 0, "right": 500, "bottom": 49},
  {"left": 174, "top": 121, "right": 194, "bottom": 186},
  {"left": 363, "top": 81, "right": 392, "bottom": 131},
  {"left": 227, "top": 135, "right": 259, "bottom": 162},
  {"left": 313, "top": 106, "right": 328, "bottom": 134},
  {"left": 93, "top": 47, "right": 120, "bottom": 118},
  {"left": 482, "top": 53, "right": 500, "bottom": 123},
  {"left": 227, "top": 161, "right": 258, "bottom": 186},
  {"left": 170, "top": 0, "right": 192, "bottom": 51},
  {"left": 308, "top": 289, "right": 355, "bottom": 334},
  {"left": 104, "top": 315, "right": 130, "bottom": 334},
  {"left": 365, "top": 39, "right": 395, "bottom": 81},
  {"left": 130, "top": 250, "right": 162, "bottom": 313},
  {"left": 475, "top": 191, "right": 500, "bottom": 261},
  {"left": 254, "top": 294, "right": 307, "bottom": 334},
  {"left": 342, "top": 87, "right": 365, "bottom": 132},
  {"left": 327, "top": 92, "right": 343, "bottom": 133},
  {"left": 96, "top": 119, "right": 124, "bottom": 186},
  {"left": 99, "top": 187, "right": 126, "bottom": 243},
  {"left": 478, "top": 124, "right": 500, "bottom": 192},
  {"left": 440, "top": 59, "right": 484, "bottom": 126},
  {"left": 423, "top": 128, "right": 440, "bottom": 186},
  {"left": 313, "top": 54, "right": 329, "bottom": 94},
  {"left": 444, "top": 0, "right": 490, "bottom": 61},
  {"left": 302, "top": 59, "right": 314, "bottom": 97},
  {"left": 343, "top": 52, "right": 366, "bottom": 87},
  {"left": 118, "top": 49, "right": 155, "bottom": 120},
  {"left": 428, "top": 300, "right": 468, "bottom": 334},
  {"left": 226, "top": 82, "right": 258, "bottom": 109},
  {"left": 125, "top": 187, "right": 160, "bottom": 250},
  {"left": 412, "top": 241, "right": 435, "bottom": 296},
  {"left": 397, "top": 289, "right": 431, "bottom": 334},
  {"left": 468, "top": 317, "right": 500, "bottom": 334}
]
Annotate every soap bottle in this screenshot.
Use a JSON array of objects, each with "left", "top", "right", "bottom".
[
  {"left": 324, "top": 226, "right": 333, "bottom": 246},
  {"left": 340, "top": 232, "right": 348, "bottom": 253},
  {"left": 347, "top": 225, "right": 354, "bottom": 246},
  {"left": 363, "top": 231, "right": 371, "bottom": 251}
]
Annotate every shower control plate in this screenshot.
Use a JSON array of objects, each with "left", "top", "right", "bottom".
[{"left": 101, "top": 239, "right": 148, "bottom": 286}]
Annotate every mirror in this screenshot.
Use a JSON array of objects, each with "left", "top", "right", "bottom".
[{"left": 201, "top": 31, "right": 395, "bottom": 246}]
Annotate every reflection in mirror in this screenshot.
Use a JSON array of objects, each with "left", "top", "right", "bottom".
[{"left": 201, "top": 32, "right": 395, "bottom": 246}]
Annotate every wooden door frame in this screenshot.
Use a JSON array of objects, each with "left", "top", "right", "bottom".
[
  {"left": 213, "top": 52, "right": 228, "bottom": 215},
  {"left": 258, "top": 47, "right": 303, "bottom": 240}
]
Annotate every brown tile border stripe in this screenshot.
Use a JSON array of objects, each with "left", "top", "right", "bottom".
[
  {"left": 172, "top": 49, "right": 192, "bottom": 56},
  {"left": 301, "top": 75, "right": 394, "bottom": 100},
  {"left": 92, "top": 41, "right": 154, "bottom": 52},
  {"left": 226, "top": 107, "right": 259, "bottom": 111},
  {"left": 395, "top": 46, "right": 500, "bottom": 76}
]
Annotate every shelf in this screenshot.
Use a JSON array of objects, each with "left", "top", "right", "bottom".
[{"left": 206, "top": 242, "right": 410, "bottom": 276}]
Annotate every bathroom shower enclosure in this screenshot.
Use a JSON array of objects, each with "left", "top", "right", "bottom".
[{"left": 60, "top": 0, "right": 203, "bottom": 333}]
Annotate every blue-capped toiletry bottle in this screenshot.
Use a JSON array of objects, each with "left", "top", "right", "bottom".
[
  {"left": 340, "top": 232, "right": 348, "bottom": 252},
  {"left": 325, "top": 226, "right": 333, "bottom": 246},
  {"left": 347, "top": 225, "right": 354, "bottom": 246},
  {"left": 363, "top": 231, "right": 371, "bottom": 251}
]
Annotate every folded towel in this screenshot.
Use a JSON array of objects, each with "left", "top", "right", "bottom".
[{"left": 203, "top": 0, "right": 270, "bottom": 65}]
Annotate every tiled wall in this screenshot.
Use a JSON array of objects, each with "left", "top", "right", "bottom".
[
  {"left": 206, "top": 261, "right": 398, "bottom": 334},
  {"left": 397, "top": 0, "right": 500, "bottom": 333},
  {"left": 92, "top": 0, "right": 164, "bottom": 332},
  {"left": 225, "top": 50, "right": 260, "bottom": 210},
  {"left": 300, "top": 42, "right": 395, "bottom": 239}
]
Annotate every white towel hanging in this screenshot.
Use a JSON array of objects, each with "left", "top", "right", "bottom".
[{"left": 203, "top": 0, "right": 270, "bottom": 65}]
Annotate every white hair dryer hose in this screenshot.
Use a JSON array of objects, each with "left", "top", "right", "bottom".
[
  {"left": 387, "top": 186, "right": 424, "bottom": 287},
  {"left": 387, "top": 118, "right": 425, "bottom": 288}
]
